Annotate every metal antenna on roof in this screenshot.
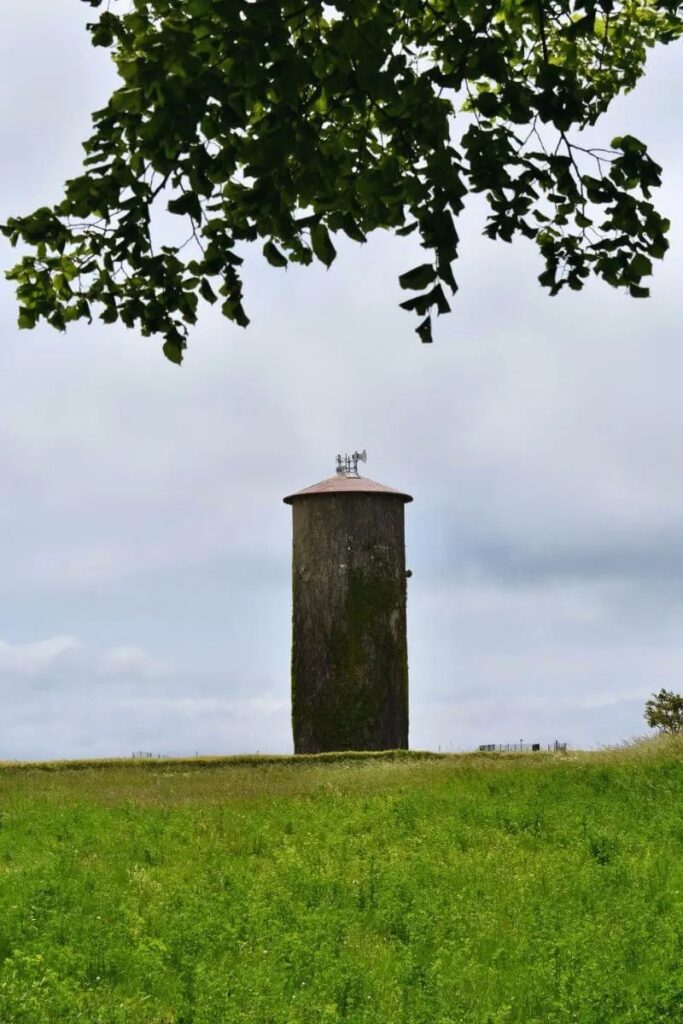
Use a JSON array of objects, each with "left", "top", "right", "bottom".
[
  {"left": 350, "top": 449, "right": 367, "bottom": 477},
  {"left": 336, "top": 450, "right": 367, "bottom": 477}
]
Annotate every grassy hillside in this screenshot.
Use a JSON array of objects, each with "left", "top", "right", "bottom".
[{"left": 0, "top": 740, "right": 682, "bottom": 1024}]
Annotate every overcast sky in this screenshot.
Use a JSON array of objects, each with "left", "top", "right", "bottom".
[{"left": 1, "top": 2, "right": 682, "bottom": 759}]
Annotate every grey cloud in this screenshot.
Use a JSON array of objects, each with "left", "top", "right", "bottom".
[
  {"left": 0, "top": 633, "right": 289, "bottom": 759},
  {"left": 440, "top": 536, "right": 683, "bottom": 587},
  {"left": 99, "top": 645, "right": 167, "bottom": 679},
  {"left": 0, "top": 635, "right": 81, "bottom": 675}
]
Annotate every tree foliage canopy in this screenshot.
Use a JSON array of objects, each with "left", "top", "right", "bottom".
[
  {"left": 3, "top": 0, "right": 681, "bottom": 362},
  {"left": 645, "top": 688, "right": 683, "bottom": 734}
]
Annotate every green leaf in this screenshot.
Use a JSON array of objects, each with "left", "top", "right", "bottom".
[
  {"left": 110, "top": 88, "right": 143, "bottom": 114},
  {"left": 339, "top": 215, "right": 367, "bottom": 244},
  {"left": 629, "top": 253, "right": 653, "bottom": 279},
  {"left": 400, "top": 292, "right": 434, "bottom": 316},
  {"left": 398, "top": 264, "right": 436, "bottom": 291},
  {"left": 168, "top": 193, "right": 202, "bottom": 221},
  {"left": 263, "top": 241, "right": 288, "bottom": 268},
  {"left": 416, "top": 317, "right": 432, "bottom": 344},
  {"left": 400, "top": 285, "right": 450, "bottom": 317},
  {"left": 476, "top": 91, "right": 499, "bottom": 117},
  {"left": 432, "top": 285, "right": 451, "bottom": 316},
  {"left": 200, "top": 278, "right": 218, "bottom": 303},
  {"left": 221, "top": 299, "right": 250, "bottom": 327},
  {"left": 17, "top": 309, "right": 36, "bottom": 330},
  {"left": 163, "top": 340, "right": 184, "bottom": 364},
  {"left": 310, "top": 224, "right": 336, "bottom": 268},
  {"left": 612, "top": 135, "right": 647, "bottom": 155},
  {"left": 396, "top": 222, "right": 418, "bottom": 237}
]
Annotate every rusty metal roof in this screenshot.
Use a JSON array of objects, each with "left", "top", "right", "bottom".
[{"left": 283, "top": 474, "right": 413, "bottom": 505}]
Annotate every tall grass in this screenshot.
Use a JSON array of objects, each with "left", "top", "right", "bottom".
[{"left": 0, "top": 739, "right": 681, "bottom": 1023}]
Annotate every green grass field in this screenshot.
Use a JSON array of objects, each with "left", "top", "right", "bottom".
[{"left": 0, "top": 740, "right": 682, "bottom": 1024}]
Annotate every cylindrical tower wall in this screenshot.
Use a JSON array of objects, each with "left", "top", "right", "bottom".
[{"left": 290, "top": 492, "right": 408, "bottom": 753}]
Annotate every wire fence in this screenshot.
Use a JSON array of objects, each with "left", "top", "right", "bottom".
[{"left": 478, "top": 741, "right": 567, "bottom": 753}]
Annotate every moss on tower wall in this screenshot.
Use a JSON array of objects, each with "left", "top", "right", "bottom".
[{"left": 290, "top": 493, "right": 409, "bottom": 753}]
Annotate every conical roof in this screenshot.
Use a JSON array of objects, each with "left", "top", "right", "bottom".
[{"left": 284, "top": 473, "right": 412, "bottom": 505}]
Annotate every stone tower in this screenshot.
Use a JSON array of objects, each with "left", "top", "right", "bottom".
[{"left": 283, "top": 453, "right": 412, "bottom": 753}]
